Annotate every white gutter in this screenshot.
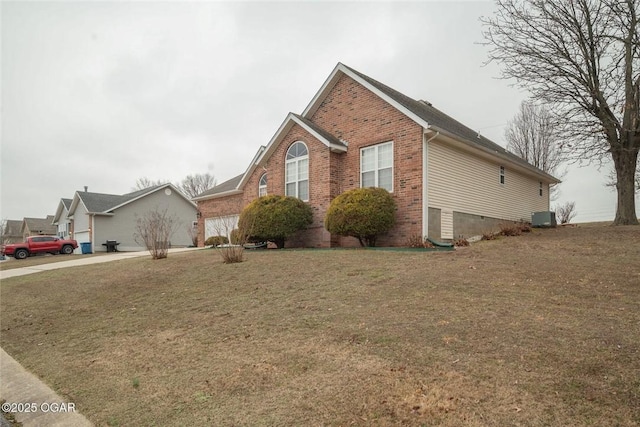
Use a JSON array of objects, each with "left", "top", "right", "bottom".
[{"left": 422, "top": 130, "right": 440, "bottom": 237}]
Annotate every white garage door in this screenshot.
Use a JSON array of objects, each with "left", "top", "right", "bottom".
[
  {"left": 205, "top": 215, "right": 239, "bottom": 241},
  {"left": 73, "top": 231, "right": 90, "bottom": 254}
]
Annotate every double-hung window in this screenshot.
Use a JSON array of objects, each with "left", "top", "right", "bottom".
[
  {"left": 361, "top": 141, "right": 393, "bottom": 191},
  {"left": 285, "top": 142, "right": 309, "bottom": 201}
]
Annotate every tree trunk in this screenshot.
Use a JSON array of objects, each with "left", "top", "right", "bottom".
[{"left": 612, "top": 149, "right": 639, "bottom": 225}]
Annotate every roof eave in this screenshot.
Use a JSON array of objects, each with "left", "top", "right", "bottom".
[
  {"left": 302, "top": 63, "right": 430, "bottom": 131},
  {"left": 193, "top": 189, "right": 243, "bottom": 202},
  {"left": 426, "top": 126, "right": 561, "bottom": 184},
  {"left": 235, "top": 147, "right": 267, "bottom": 191}
]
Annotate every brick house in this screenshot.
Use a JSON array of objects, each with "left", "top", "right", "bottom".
[{"left": 194, "top": 63, "right": 559, "bottom": 247}]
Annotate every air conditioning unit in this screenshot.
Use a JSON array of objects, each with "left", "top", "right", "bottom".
[{"left": 532, "top": 211, "right": 557, "bottom": 227}]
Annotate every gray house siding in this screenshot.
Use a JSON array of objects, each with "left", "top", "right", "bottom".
[{"left": 93, "top": 188, "right": 196, "bottom": 252}]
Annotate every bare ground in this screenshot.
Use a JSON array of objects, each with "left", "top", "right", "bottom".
[{"left": 1, "top": 225, "right": 639, "bottom": 426}]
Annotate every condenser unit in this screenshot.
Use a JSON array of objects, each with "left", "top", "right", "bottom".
[{"left": 532, "top": 211, "right": 557, "bottom": 227}]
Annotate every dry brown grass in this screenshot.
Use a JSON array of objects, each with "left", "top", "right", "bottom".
[{"left": 1, "top": 226, "right": 639, "bottom": 426}]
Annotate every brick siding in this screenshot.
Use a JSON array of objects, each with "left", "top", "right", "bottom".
[{"left": 197, "top": 73, "right": 425, "bottom": 248}]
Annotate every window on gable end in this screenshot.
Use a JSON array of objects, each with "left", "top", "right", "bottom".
[
  {"left": 285, "top": 141, "right": 309, "bottom": 201},
  {"left": 361, "top": 141, "right": 393, "bottom": 192},
  {"left": 259, "top": 173, "right": 267, "bottom": 197}
]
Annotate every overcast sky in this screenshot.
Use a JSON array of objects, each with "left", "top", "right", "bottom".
[{"left": 1, "top": 1, "right": 635, "bottom": 223}]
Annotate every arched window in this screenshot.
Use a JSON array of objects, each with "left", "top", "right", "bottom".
[
  {"left": 285, "top": 141, "right": 309, "bottom": 201},
  {"left": 259, "top": 173, "right": 267, "bottom": 197}
]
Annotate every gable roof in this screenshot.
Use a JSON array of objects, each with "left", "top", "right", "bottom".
[
  {"left": 68, "top": 184, "right": 196, "bottom": 217},
  {"left": 193, "top": 174, "right": 244, "bottom": 201},
  {"left": 304, "top": 63, "right": 559, "bottom": 183},
  {"left": 195, "top": 112, "right": 349, "bottom": 202},
  {"left": 2, "top": 220, "right": 23, "bottom": 238},
  {"left": 22, "top": 216, "right": 56, "bottom": 235},
  {"left": 196, "top": 62, "right": 559, "bottom": 204},
  {"left": 52, "top": 198, "right": 74, "bottom": 224}
]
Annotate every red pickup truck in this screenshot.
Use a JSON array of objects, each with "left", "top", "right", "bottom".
[{"left": 1, "top": 236, "right": 79, "bottom": 259}]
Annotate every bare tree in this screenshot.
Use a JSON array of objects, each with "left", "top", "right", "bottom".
[
  {"left": 556, "top": 201, "right": 577, "bottom": 224},
  {"left": 178, "top": 173, "right": 216, "bottom": 199},
  {"left": 133, "top": 173, "right": 215, "bottom": 198},
  {"left": 605, "top": 157, "right": 640, "bottom": 193},
  {"left": 132, "top": 177, "right": 168, "bottom": 191},
  {"left": 505, "top": 101, "right": 566, "bottom": 199},
  {"left": 482, "top": 0, "right": 639, "bottom": 225},
  {"left": 133, "top": 208, "right": 181, "bottom": 259},
  {"left": 209, "top": 215, "right": 245, "bottom": 264}
]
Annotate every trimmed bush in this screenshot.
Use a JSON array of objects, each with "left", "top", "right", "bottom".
[
  {"left": 324, "top": 187, "right": 396, "bottom": 247},
  {"left": 237, "top": 195, "right": 313, "bottom": 249},
  {"left": 204, "top": 235, "right": 229, "bottom": 247}
]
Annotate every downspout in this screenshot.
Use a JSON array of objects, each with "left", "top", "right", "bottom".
[
  {"left": 90, "top": 214, "right": 95, "bottom": 253},
  {"left": 422, "top": 130, "right": 440, "bottom": 238}
]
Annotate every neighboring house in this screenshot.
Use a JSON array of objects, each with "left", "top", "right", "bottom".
[
  {"left": 52, "top": 198, "right": 73, "bottom": 239},
  {"left": 22, "top": 216, "right": 57, "bottom": 239},
  {"left": 2, "top": 219, "right": 24, "bottom": 244},
  {"left": 66, "top": 184, "right": 197, "bottom": 253},
  {"left": 194, "top": 63, "right": 560, "bottom": 248}
]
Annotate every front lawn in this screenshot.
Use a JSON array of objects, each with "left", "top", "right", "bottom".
[{"left": 1, "top": 226, "right": 639, "bottom": 426}]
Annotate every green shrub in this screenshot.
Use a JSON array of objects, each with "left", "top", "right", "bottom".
[
  {"left": 204, "top": 235, "right": 229, "bottom": 247},
  {"left": 324, "top": 187, "right": 396, "bottom": 247},
  {"left": 237, "top": 195, "right": 313, "bottom": 249}
]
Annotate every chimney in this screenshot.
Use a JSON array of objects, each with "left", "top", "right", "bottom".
[{"left": 84, "top": 186, "right": 88, "bottom": 192}]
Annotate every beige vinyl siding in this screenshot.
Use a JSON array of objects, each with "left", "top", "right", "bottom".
[{"left": 428, "top": 139, "right": 549, "bottom": 221}]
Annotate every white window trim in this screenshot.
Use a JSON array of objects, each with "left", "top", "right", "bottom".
[
  {"left": 499, "top": 165, "right": 505, "bottom": 185},
  {"left": 360, "top": 141, "right": 394, "bottom": 192},
  {"left": 285, "top": 141, "right": 309, "bottom": 201},
  {"left": 259, "top": 173, "right": 267, "bottom": 197}
]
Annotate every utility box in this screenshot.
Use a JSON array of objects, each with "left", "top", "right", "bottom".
[{"left": 532, "top": 211, "right": 557, "bottom": 227}]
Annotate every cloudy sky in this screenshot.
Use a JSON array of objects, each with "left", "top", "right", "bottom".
[{"left": 1, "top": 1, "right": 634, "bottom": 223}]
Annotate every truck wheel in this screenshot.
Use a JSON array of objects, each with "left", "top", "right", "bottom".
[
  {"left": 61, "top": 245, "right": 74, "bottom": 255},
  {"left": 15, "top": 249, "right": 29, "bottom": 259}
]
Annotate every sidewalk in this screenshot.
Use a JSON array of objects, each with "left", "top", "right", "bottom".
[
  {"left": 0, "top": 247, "right": 201, "bottom": 426},
  {"left": 1, "top": 349, "right": 93, "bottom": 427}
]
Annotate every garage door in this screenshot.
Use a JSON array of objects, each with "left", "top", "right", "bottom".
[
  {"left": 73, "top": 231, "right": 90, "bottom": 254},
  {"left": 205, "top": 215, "right": 239, "bottom": 241}
]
